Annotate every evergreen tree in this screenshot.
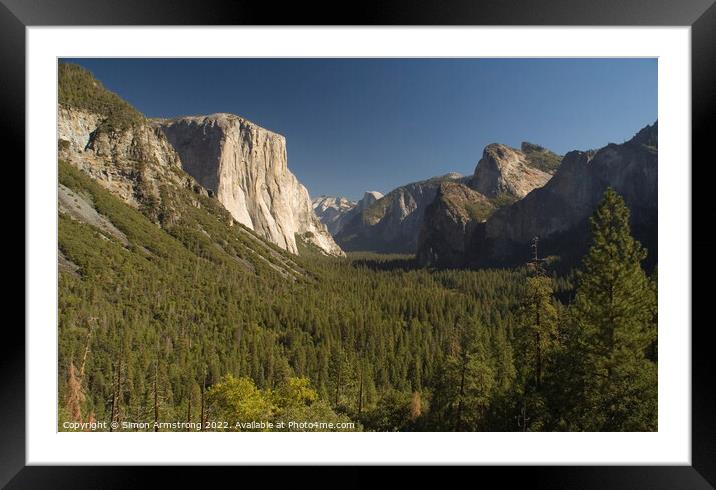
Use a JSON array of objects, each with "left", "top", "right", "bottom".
[
  {"left": 429, "top": 319, "right": 495, "bottom": 431},
  {"left": 517, "top": 275, "right": 559, "bottom": 388},
  {"left": 568, "top": 188, "right": 657, "bottom": 431},
  {"left": 514, "top": 274, "right": 559, "bottom": 430}
]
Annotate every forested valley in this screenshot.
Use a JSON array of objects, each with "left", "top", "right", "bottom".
[{"left": 59, "top": 157, "right": 657, "bottom": 432}]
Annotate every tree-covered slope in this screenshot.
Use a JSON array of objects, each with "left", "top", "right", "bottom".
[
  {"left": 59, "top": 159, "right": 532, "bottom": 431},
  {"left": 59, "top": 62, "right": 144, "bottom": 132},
  {"left": 520, "top": 142, "right": 563, "bottom": 174}
]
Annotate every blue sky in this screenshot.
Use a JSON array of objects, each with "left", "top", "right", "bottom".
[{"left": 63, "top": 58, "right": 657, "bottom": 201}]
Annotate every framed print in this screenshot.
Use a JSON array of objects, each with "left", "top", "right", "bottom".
[{"left": 6, "top": 0, "right": 714, "bottom": 486}]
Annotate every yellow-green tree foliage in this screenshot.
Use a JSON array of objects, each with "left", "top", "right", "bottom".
[{"left": 206, "top": 375, "right": 275, "bottom": 431}]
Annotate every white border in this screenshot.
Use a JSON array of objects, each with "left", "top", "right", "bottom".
[{"left": 26, "top": 27, "right": 691, "bottom": 465}]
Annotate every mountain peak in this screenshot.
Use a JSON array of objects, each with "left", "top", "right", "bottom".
[
  {"left": 482, "top": 143, "right": 518, "bottom": 161},
  {"left": 520, "top": 141, "right": 546, "bottom": 153},
  {"left": 472, "top": 143, "right": 553, "bottom": 199},
  {"left": 362, "top": 190, "right": 383, "bottom": 202},
  {"left": 628, "top": 120, "right": 658, "bottom": 148}
]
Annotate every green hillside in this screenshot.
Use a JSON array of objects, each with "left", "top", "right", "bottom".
[
  {"left": 521, "top": 142, "right": 562, "bottom": 174},
  {"left": 60, "top": 157, "right": 657, "bottom": 431},
  {"left": 59, "top": 62, "right": 144, "bottom": 131},
  {"left": 59, "top": 159, "right": 532, "bottom": 431}
]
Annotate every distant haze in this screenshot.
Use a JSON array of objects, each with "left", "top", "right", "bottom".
[{"left": 63, "top": 58, "right": 657, "bottom": 201}]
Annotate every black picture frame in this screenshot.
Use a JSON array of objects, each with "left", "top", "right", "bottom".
[{"left": 5, "top": 0, "right": 713, "bottom": 487}]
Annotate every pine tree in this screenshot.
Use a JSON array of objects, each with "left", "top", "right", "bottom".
[
  {"left": 429, "top": 319, "right": 495, "bottom": 431},
  {"left": 517, "top": 275, "right": 559, "bottom": 388},
  {"left": 568, "top": 188, "right": 657, "bottom": 431},
  {"left": 514, "top": 274, "right": 559, "bottom": 430}
]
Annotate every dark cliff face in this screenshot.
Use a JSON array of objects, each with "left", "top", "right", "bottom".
[
  {"left": 417, "top": 122, "right": 658, "bottom": 270},
  {"left": 416, "top": 182, "right": 494, "bottom": 267},
  {"left": 157, "top": 117, "right": 225, "bottom": 193}
]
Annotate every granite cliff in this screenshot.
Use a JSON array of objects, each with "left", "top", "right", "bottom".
[
  {"left": 416, "top": 182, "right": 495, "bottom": 267},
  {"left": 157, "top": 114, "right": 342, "bottom": 256},
  {"left": 470, "top": 143, "right": 554, "bottom": 199},
  {"left": 336, "top": 140, "right": 561, "bottom": 255}
]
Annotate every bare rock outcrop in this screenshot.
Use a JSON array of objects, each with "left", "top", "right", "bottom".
[
  {"left": 416, "top": 141, "right": 562, "bottom": 267},
  {"left": 471, "top": 143, "right": 553, "bottom": 199},
  {"left": 335, "top": 141, "right": 560, "bottom": 256},
  {"left": 356, "top": 191, "right": 383, "bottom": 212},
  {"left": 157, "top": 114, "right": 343, "bottom": 256},
  {"left": 58, "top": 106, "right": 187, "bottom": 210},
  {"left": 479, "top": 123, "right": 658, "bottom": 267}
]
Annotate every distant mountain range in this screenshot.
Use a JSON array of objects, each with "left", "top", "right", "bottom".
[
  {"left": 316, "top": 141, "right": 563, "bottom": 255},
  {"left": 315, "top": 126, "right": 656, "bottom": 271},
  {"left": 333, "top": 173, "right": 467, "bottom": 254},
  {"left": 312, "top": 191, "right": 383, "bottom": 236}
]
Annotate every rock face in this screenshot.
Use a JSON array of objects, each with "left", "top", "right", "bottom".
[
  {"left": 478, "top": 123, "right": 658, "bottom": 267},
  {"left": 335, "top": 174, "right": 464, "bottom": 253},
  {"left": 357, "top": 191, "right": 383, "bottom": 211},
  {"left": 58, "top": 105, "right": 187, "bottom": 209},
  {"left": 58, "top": 62, "right": 342, "bottom": 258},
  {"left": 416, "top": 182, "right": 494, "bottom": 267},
  {"left": 470, "top": 143, "right": 553, "bottom": 199},
  {"left": 58, "top": 182, "right": 129, "bottom": 245},
  {"left": 419, "top": 123, "right": 658, "bottom": 268},
  {"left": 312, "top": 191, "right": 384, "bottom": 236},
  {"left": 57, "top": 107, "right": 102, "bottom": 153},
  {"left": 157, "top": 114, "right": 343, "bottom": 256},
  {"left": 336, "top": 141, "right": 560, "bottom": 256},
  {"left": 312, "top": 196, "right": 356, "bottom": 235}
]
